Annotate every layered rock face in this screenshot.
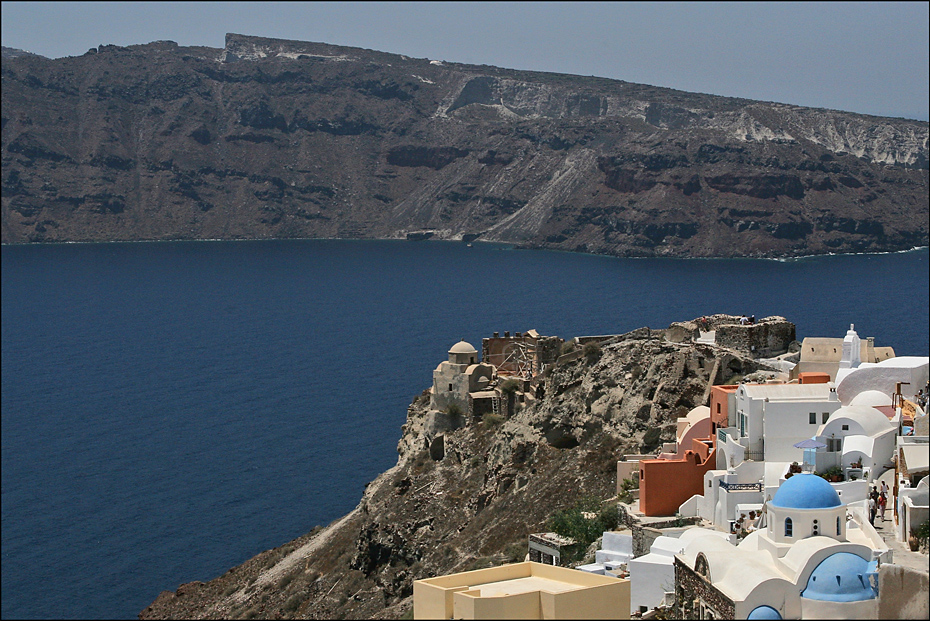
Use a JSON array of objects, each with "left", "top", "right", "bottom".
[
  {"left": 138, "top": 319, "right": 774, "bottom": 620},
  {"left": 2, "top": 35, "right": 928, "bottom": 256}
]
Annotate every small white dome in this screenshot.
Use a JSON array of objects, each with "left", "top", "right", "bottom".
[
  {"left": 849, "top": 390, "right": 891, "bottom": 407},
  {"left": 449, "top": 340, "right": 477, "bottom": 355}
]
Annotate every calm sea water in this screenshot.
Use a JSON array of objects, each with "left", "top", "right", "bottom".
[{"left": 2, "top": 240, "right": 928, "bottom": 619}]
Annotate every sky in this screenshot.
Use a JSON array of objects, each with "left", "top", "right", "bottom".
[{"left": 1, "top": 1, "right": 928, "bottom": 121}]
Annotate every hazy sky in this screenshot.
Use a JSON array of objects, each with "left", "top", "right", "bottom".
[{"left": 2, "top": 1, "right": 928, "bottom": 120}]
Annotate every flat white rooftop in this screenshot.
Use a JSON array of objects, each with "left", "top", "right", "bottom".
[
  {"left": 414, "top": 561, "right": 630, "bottom": 619},
  {"left": 901, "top": 444, "right": 929, "bottom": 472},
  {"left": 466, "top": 576, "right": 580, "bottom": 597}
]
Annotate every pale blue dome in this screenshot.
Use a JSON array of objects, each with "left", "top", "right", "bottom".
[
  {"left": 771, "top": 473, "right": 842, "bottom": 509},
  {"left": 747, "top": 605, "right": 782, "bottom": 620},
  {"left": 801, "top": 553, "right": 878, "bottom": 602}
]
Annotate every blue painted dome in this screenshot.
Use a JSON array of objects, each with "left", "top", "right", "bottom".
[
  {"left": 771, "top": 473, "right": 842, "bottom": 509},
  {"left": 801, "top": 553, "right": 879, "bottom": 602},
  {"left": 747, "top": 605, "right": 782, "bottom": 619}
]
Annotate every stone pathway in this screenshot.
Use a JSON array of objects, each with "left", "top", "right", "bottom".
[
  {"left": 872, "top": 515, "right": 928, "bottom": 572},
  {"left": 873, "top": 468, "right": 929, "bottom": 574}
]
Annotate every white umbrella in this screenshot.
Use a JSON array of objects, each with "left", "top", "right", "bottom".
[{"left": 793, "top": 438, "right": 827, "bottom": 449}]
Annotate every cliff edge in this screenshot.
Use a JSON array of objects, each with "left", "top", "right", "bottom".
[{"left": 139, "top": 316, "right": 782, "bottom": 619}]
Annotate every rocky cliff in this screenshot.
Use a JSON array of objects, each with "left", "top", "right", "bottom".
[
  {"left": 138, "top": 316, "right": 782, "bottom": 620},
  {"left": 2, "top": 34, "right": 928, "bottom": 257}
]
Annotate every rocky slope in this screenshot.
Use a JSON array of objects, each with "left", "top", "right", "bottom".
[
  {"left": 138, "top": 316, "right": 779, "bottom": 620},
  {"left": 2, "top": 34, "right": 928, "bottom": 257}
]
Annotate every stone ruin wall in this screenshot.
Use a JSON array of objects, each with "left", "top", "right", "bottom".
[
  {"left": 481, "top": 333, "right": 564, "bottom": 377},
  {"left": 536, "top": 336, "right": 564, "bottom": 368},
  {"left": 715, "top": 318, "right": 796, "bottom": 357}
]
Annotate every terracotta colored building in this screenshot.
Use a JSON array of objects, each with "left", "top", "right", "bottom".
[
  {"left": 639, "top": 437, "right": 716, "bottom": 516},
  {"left": 709, "top": 385, "right": 738, "bottom": 430},
  {"left": 798, "top": 371, "right": 831, "bottom": 384}
]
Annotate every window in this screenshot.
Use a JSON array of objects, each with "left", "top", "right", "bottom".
[
  {"left": 785, "top": 517, "right": 793, "bottom": 537},
  {"left": 822, "top": 412, "right": 830, "bottom": 423},
  {"left": 695, "top": 555, "right": 709, "bottom": 577},
  {"left": 717, "top": 403, "right": 721, "bottom": 414},
  {"left": 809, "top": 412, "right": 817, "bottom": 424},
  {"left": 842, "top": 424, "right": 849, "bottom": 431},
  {"left": 448, "top": 384, "right": 453, "bottom": 392},
  {"left": 812, "top": 519, "right": 820, "bottom": 536},
  {"left": 837, "top": 516, "right": 841, "bottom": 535}
]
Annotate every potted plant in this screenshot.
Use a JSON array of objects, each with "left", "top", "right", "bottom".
[{"left": 911, "top": 520, "right": 930, "bottom": 552}]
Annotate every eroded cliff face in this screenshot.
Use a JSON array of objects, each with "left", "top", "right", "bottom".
[
  {"left": 2, "top": 35, "right": 928, "bottom": 256},
  {"left": 138, "top": 319, "right": 773, "bottom": 620}
]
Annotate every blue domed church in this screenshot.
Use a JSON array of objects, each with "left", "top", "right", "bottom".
[
  {"left": 675, "top": 473, "right": 885, "bottom": 619},
  {"left": 763, "top": 471, "right": 847, "bottom": 552}
]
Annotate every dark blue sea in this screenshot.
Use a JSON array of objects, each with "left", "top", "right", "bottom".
[{"left": 2, "top": 239, "right": 928, "bottom": 619}]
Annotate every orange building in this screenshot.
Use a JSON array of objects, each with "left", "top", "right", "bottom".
[
  {"left": 798, "top": 372, "right": 831, "bottom": 384},
  {"left": 709, "top": 385, "right": 738, "bottom": 430},
  {"left": 638, "top": 437, "right": 716, "bottom": 516}
]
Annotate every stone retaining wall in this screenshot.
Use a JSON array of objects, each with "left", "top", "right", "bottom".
[{"left": 617, "top": 503, "right": 701, "bottom": 557}]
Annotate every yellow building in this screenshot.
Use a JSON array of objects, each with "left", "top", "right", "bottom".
[{"left": 413, "top": 561, "right": 630, "bottom": 620}]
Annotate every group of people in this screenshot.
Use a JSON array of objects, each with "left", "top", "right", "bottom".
[
  {"left": 739, "top": 315, "right": 756, "bottom": 325},
  {"left": 868, "top": 480, "right": 890, "bottom": 526},
  {"left": 916, "top": 384, "right": 928, "bottom": 410}
]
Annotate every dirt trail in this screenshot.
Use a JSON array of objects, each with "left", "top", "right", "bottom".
[{"left": 209, "top": 506, "right": 361, "bottom": 617}]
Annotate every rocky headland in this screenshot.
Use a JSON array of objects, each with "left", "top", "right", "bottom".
[
  {"left": 138, "top": 315, "right": 789, "bottom": 620},
  {"left": 2, "top": 34, "right": 928, "bottom": 257}
]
